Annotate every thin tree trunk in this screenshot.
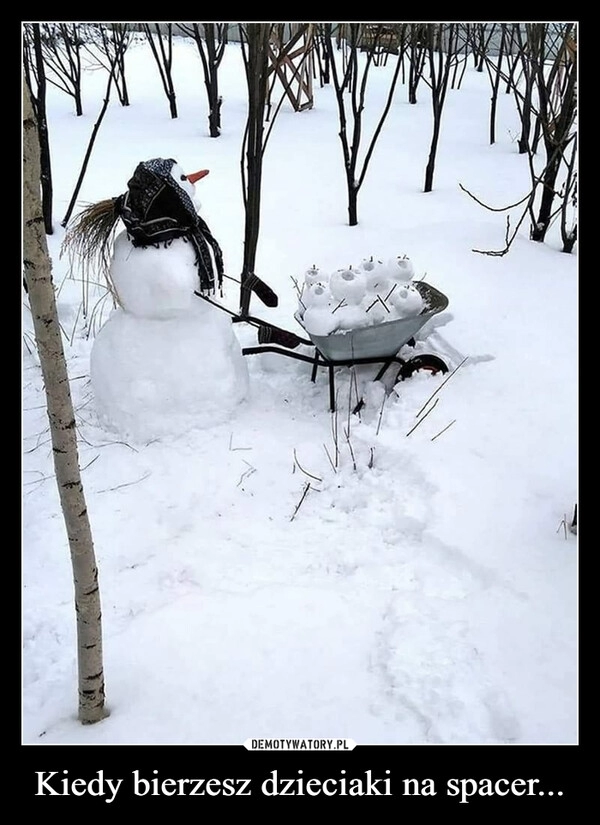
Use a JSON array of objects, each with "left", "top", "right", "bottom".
[
  {"left": 203, "top": 24, "right": 223, "bottom": 137},
  {"left": 239, "top": 25, "right": 269, "bottom": 314},
  {"left": 178, "top": 23, "right": 226, "bottom": 137},
  {"left": 32, "top": 24, "right": 53, "bottom": 235},
  {"left": 424, "top": 121, "right": 442, "bottom": 193},
  {"left": 423, "top": 24, "right": 456, "bottom": 193},
  {"left": 23, "top": 80, "right": 107, "bottom": 725},
  {"left": 488, "top": 25, "right": 508, "bottom": 145},
  {"left": 61, "top": 67, "right": 115, "bottom": 227},
  {"left": 530, "top": 151, "right": 562, "bottom": 242},
  {"left": 144, "top": 23, "right": 178, "bottom": 119}
]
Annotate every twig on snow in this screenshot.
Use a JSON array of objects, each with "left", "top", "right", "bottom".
[
  {"left": 343, "top": 426, "right": 357, "bottom": 471},
  {"left": 415, "top": 356, "right": 469, "bottom": 418},
  {"left": 406, "top": 397, "right": 439, "bottom": 436},
  {"left": 290, "top": 482, "right": 311, "bottom": 521},
  {"left": 430, "top": 420, "right": 456, "bottom": 441},
  {"left": 293, "top": 449, "right": 322, "bottom": 482},
  {"left": 229, "top": 433, "right": 252, "bottom": 451},
  {"left": 237, "top": 460, "right": 257, "bottom": 487},
  {"left": 96, "top": 470, "right": 152, "bottom": 493},
  {"left": 323, "top": 444, "right": 337, "bottom": 474}
]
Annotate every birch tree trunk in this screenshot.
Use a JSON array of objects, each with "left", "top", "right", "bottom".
[{"left": 23, "top": 79, "right": 107, "bottom": 725}]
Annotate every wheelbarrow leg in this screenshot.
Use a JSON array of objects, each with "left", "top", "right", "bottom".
[
  {"left": 373, "top": 358, "right": 395, "bottom": 383},
  {"left": 311, "top": 350, "right": 319, "bottom": 383},
  {"left": 329, "top": 365, "right": 336, "bottom": 412}
]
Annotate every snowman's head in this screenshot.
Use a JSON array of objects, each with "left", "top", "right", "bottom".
[
  {"left": 170, "top": 162, "right": 209, "bottom": 211},
  {"left": 120, "top": 158, "right": 210, "bottom": 246}
]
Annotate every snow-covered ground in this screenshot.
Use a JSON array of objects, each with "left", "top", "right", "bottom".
[{"left": 23, "top": 27, "right": 577, "bottom": 759}]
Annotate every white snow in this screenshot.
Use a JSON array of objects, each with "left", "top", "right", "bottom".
[
  {"left": 90, "top": 298, "right": 249, "bottom": 442},
  {"left": 22, "top": 28, "right": 577, "bottom": 752}
]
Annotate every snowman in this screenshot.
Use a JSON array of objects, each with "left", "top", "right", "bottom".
[{"left": 63, "top": 157, "right": 249, "bottom": 442}]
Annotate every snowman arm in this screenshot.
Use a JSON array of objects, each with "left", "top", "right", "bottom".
[{"left": 240, "top": 271, "right": 279, "bottom": 308}]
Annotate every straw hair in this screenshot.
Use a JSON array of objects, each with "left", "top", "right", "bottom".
[{"left": 61, "top": 198, "right": 123, "bottom": 300}]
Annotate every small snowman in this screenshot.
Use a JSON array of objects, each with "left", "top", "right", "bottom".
[
  {"left": 329, "top": 266, "right": 367, "bottom": 306},
  {"left": 302, "top": 281, "right": 339, "bottom": 336},
  {"left": 62, "top": 157, "right": 249, "bottom": 441},
  {"left": 363, "top": 260, "right": 390, "bottom": 298},
  {"left": 389, "top": 281, "right": 424, "bottom": 317},
  {"left": 304, "top": 264, "right": 327, "bottom": 287},
  {"left": 386, "top": 255, "right": 415, "bottom": 283}
]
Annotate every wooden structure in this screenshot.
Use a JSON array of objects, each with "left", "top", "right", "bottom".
[
  {"left": 267, "top": 23, "right": 314, "bottom": 112},
  {"left": 360, "top": 24, "right": 400, "bottom": 65}
]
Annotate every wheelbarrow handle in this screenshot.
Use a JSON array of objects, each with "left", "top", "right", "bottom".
[{"left": 194, "top": 292, "right": 313, "bottom": 349}]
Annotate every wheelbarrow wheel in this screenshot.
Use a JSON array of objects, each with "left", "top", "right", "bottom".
[{"left": 396, "top": 354, "right": 448, "bottom": 382}]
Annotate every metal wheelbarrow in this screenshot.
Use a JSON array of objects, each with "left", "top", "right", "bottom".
[{"left": 197, "top": 281, "right": 450, "bottom": 412}]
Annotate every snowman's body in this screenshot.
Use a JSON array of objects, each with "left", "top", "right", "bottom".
[{"left": 89, "top": 160, "right": 249, "bottom": 442}]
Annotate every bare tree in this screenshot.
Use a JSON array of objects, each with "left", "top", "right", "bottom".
[
  {"left": 474, "top": 23, "right": 578, "bottom": 248},
  {"left": 237, "top": 23, "right": 310, "bottom": 315},
  {"left": 39, "top": 23, "right": 85, "bottom": 116},
  {"left": 470, "top": 22, "right": 497, "bottom": 73},
  {"left": 86, "top": 23, "right": 132, "bottom": 106},
  {"left": 238, "top": 23, "right": 271, "bottom": 315},
  {"left": 61, "top": 56, "right": 119, "bottom": 228},
  {"left": 481, "top": 23, "right": 511, "bottom": 145},
  {"left": 560, "top": 134, "right": 577, "bottom": 253},
  {"left": 323, "top": 23, "right": 403, "bottom": 226},
  {"left": 505, "top": 25, "right": 539, "bottom": 155},
  {"left": 407, "top": 23, "right": 428, "bottom": 104},
  {"left": 142, "top": 23, "right": 178, "bottom": 119},
  {"left": 23, "top": 79, "right": 107, "bottom": 725},
  {"left": 449, "top": 25, "right": 471, "bottom": 91},
  {"left": 22, "top": 23, "right": 53, "bottom": 235},
  {"left": 525, "top": 23, "right": 577, "bottom": 242},
  {"left": 177, "top": 23, "right": 228, "bottom": 136},
  {"left": 422, "top": 23, "right": 458, "bottom": 193},
  {"left": 314, "top": 25, "right": 331, "bottom": 86}
]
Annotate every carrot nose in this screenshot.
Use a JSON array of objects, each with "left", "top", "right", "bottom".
[{"left": 187, "top": 169, "right": 210, "bottom": 184}]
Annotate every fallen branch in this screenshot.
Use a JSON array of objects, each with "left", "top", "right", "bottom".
[
  {"left": 96, "top": 470, "right": 152, "bottom": 493},
  {"left": 290, "top": 481, "right": 311, "bottom": 521},
  {"left": 406, "top": 397, "right": 439, "bottom": 436},
  {"left": 80, "top": 454, "right": 100, "bottom": 472},
  {"left": 343, "top": 426, "right": 357, "bottom": 471},
  {"left": 415, "top": 356, "right": 468, "bottom": 418},
  {"left": 229, "top": 433, "right": 252, "bottom": 451},
  {"left": 293, "top": 449, "right": 322, "bottom": 482},
  {"left": 323, "top": 443, "right": 337, "bottom": 473},
  {"left": 431, "top": 419, "right": 456, "bottom": 441},
  {"left": 237, "top": 460, "right": 257, "bottom": 487},
  {"left": 376, "top": 391, "right": 387, "bottom": 436}
]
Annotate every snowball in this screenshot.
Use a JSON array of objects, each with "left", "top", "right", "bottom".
[
  {"left": 303, "top": 282, "right": 334, "bottom": 308},
  {"left": 387, "top": 256, "right": 415, "bottom": 282},
  {"left": 304, "top": 265, "right": 327, "bottom": 287},
  {"left": 90, "top": 299, "right": 249, "bottom": 442},
  {"left": 360, "top": 257, "right": 377, "bottom": 272},
  {"left": 334, "top": 304, "right": 367, "bottom": 331},
  {"left": 329, "top": 268, "right": 367, "bottom": 304},
  {"left": 364, "top": 263, "right": 389, "bottom": 295},
  {"left": 389, "top": 282, "right": 424, "bottom": 317},
  {"left": 109, "top": 231, "right": 200, "bottom": 319},
  {"left": 302, "top": 306, "right": 339, "bottom": 336}
]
